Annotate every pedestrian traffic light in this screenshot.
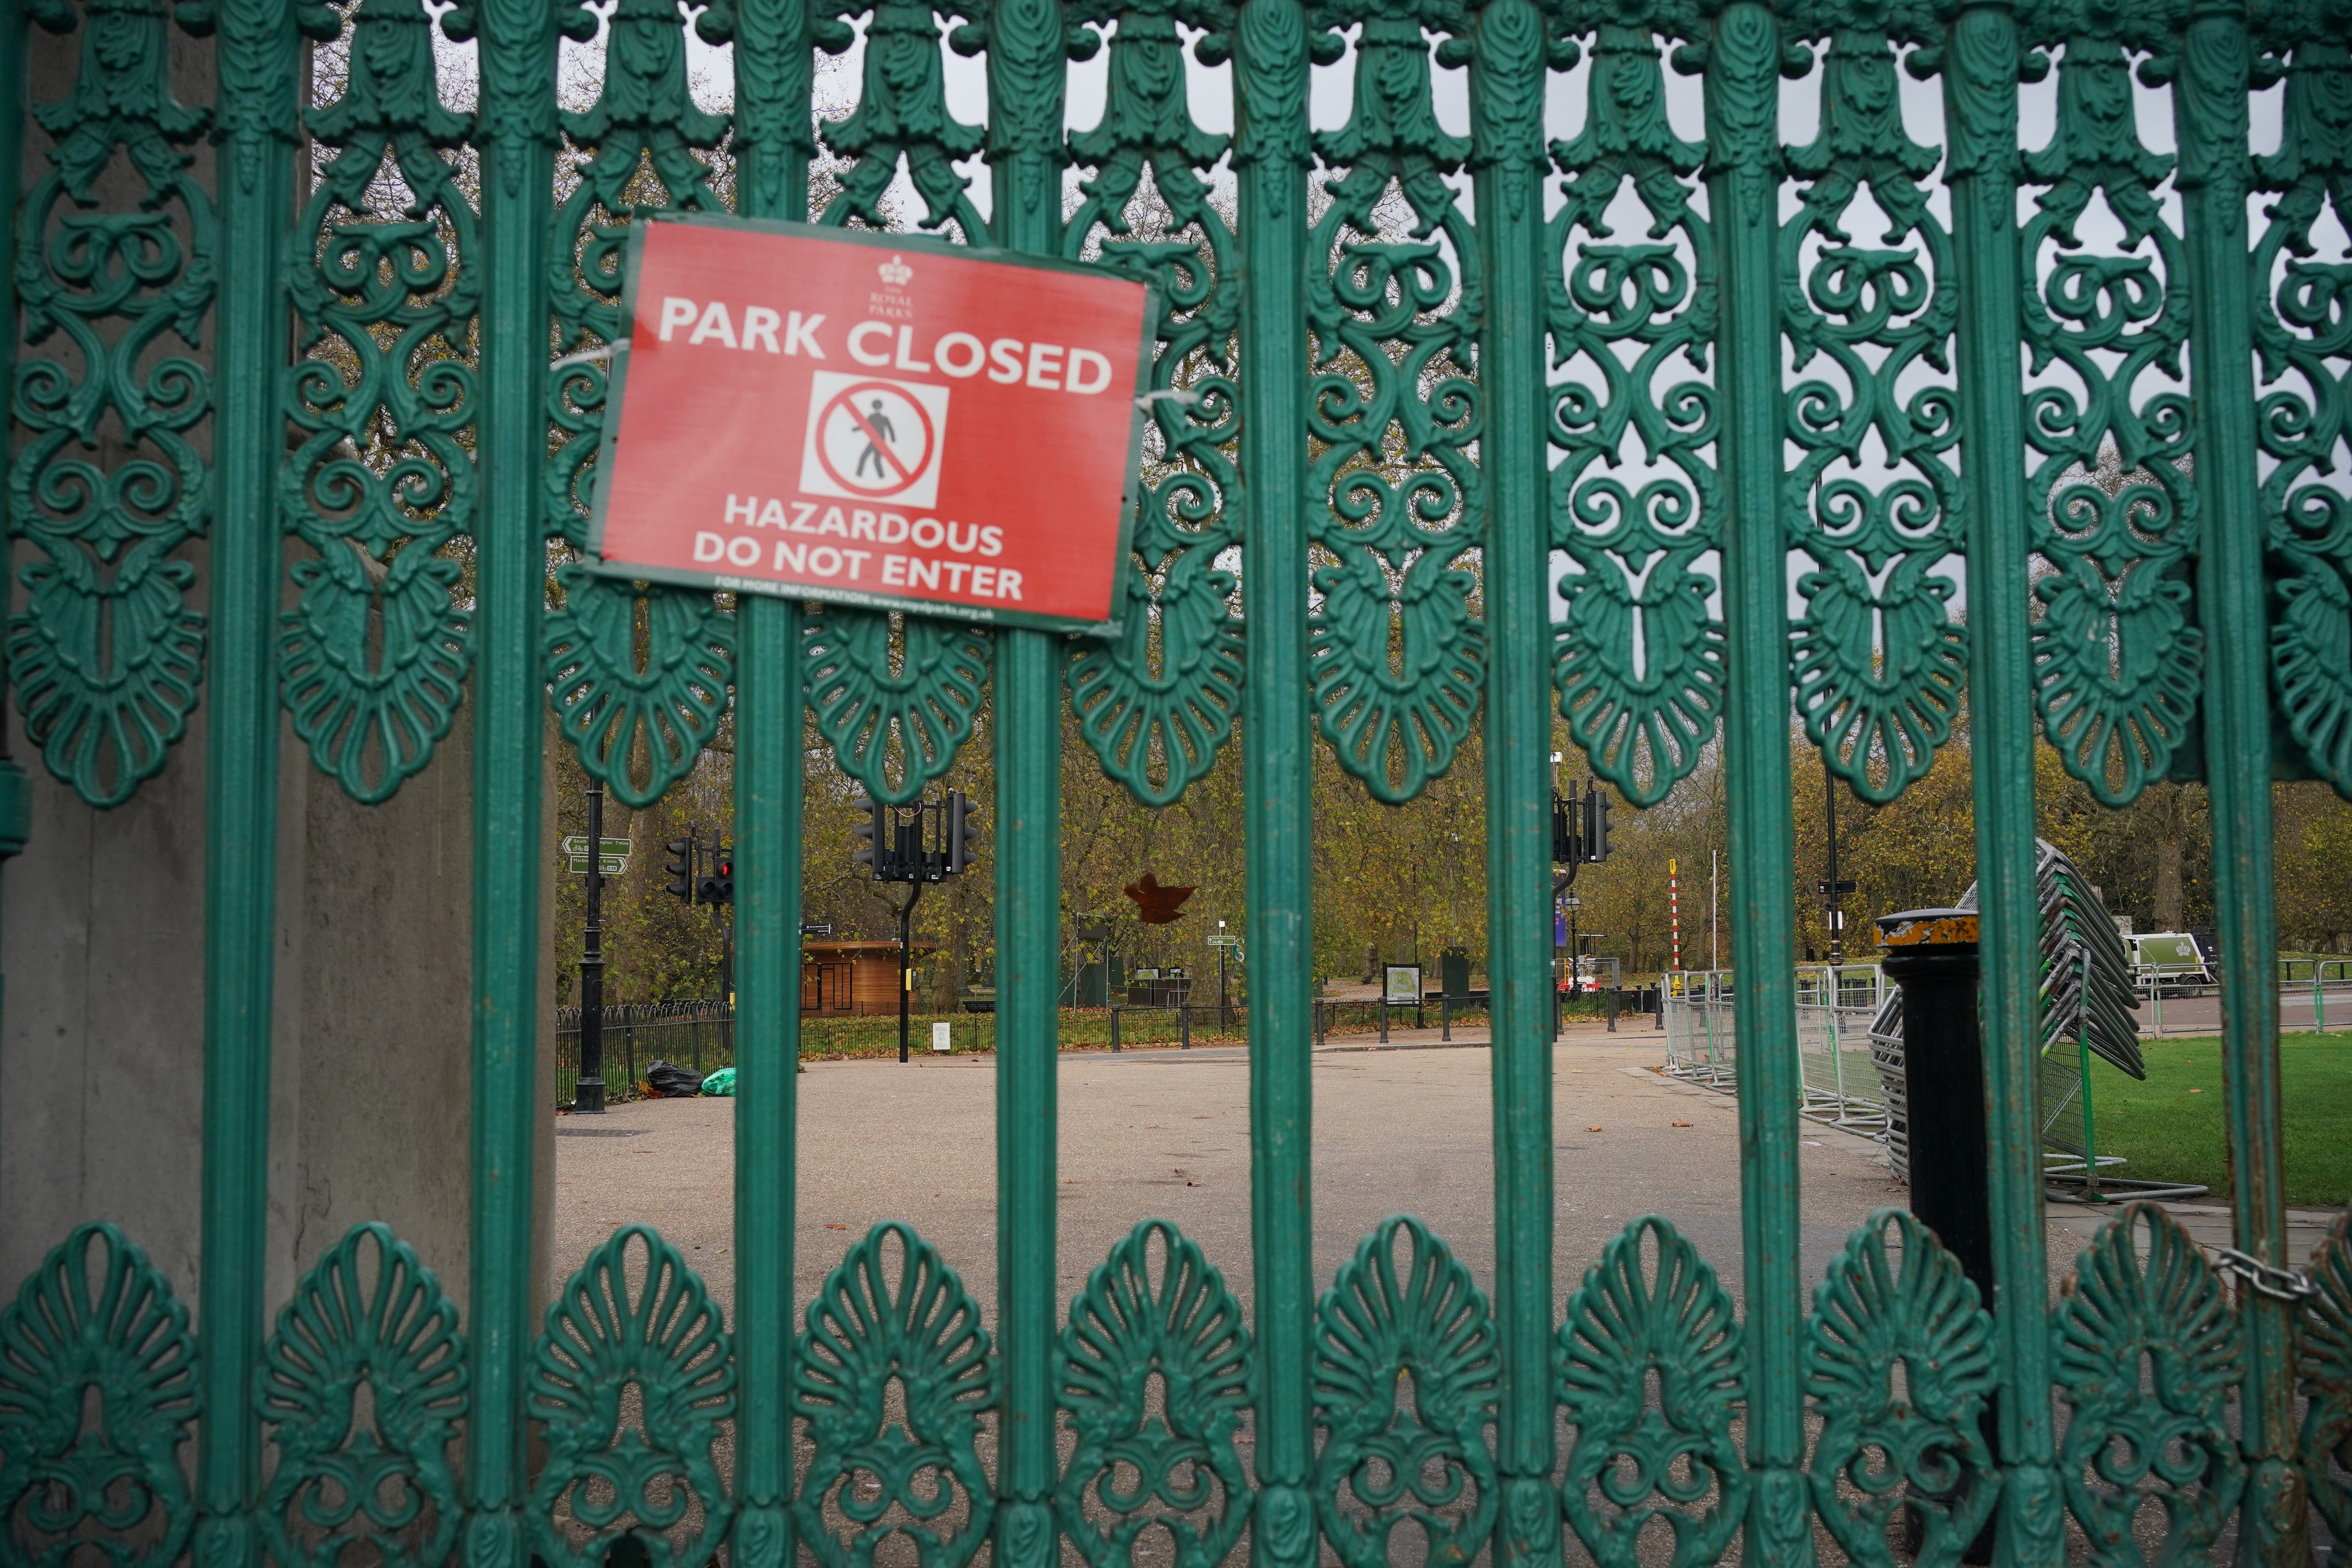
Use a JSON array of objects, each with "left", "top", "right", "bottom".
[
  {"left": 946, "top": 789, "right": 979, "bottom": 875},
  {"left": 1588, "top": 786, "right": 1613, "bottom": 862},
  {"left": 851, "top": 797, "right": 882, "bottom": 871},
  {"left": 664, "top": 838, "right": 694, "bottom": 901}
]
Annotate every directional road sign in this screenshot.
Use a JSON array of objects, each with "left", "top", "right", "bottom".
[{"left": 562, "top": 837, "right": 632, "bottom": 857}]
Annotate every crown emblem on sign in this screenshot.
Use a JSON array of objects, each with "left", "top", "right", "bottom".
[{"left": 878, "top": 253, "right": 913, "bottom": 286}]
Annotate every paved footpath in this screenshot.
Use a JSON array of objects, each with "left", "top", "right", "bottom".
[{"left": 552, "top": 1023, "right": 2339, "bottom": 1323}]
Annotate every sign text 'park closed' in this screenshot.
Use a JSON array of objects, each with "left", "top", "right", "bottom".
[{"left": 588, "top": 216, "right": 1158, "bottom": 632}]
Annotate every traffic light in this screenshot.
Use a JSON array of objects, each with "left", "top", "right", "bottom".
[
  {"left": 1551, "top": 792, "right": 1579, "bottom": 864},
  {"left": 664, "top": 838, "right": 694, "bottom": 902},
  {"left": 1588, "top": 786, "right": 1613, "bottom": 862},
  {"left": 699, "top": 846, "right": 734, "bottom": 906},
  {"left": 946, "top": 790, "right": 979, "bottom": 875},
  {"left": 851, "top": 797, "right": 882, "bottom": 873}
]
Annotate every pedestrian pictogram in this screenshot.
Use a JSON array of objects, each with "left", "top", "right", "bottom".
[{"left": 800, "top": 371, "right": 948, "bottom": 506}]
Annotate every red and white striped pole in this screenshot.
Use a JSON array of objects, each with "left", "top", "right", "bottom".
[{"left": 1670, "top": 857, "right": 1680, "bottom": 974}]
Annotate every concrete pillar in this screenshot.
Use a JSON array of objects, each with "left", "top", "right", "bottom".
[
  {"left": 0, "top": 5, "right": 550, "bottom": 1324},
  {"left": 0, "top": 694, "right": 546, "bottom": 1321}
]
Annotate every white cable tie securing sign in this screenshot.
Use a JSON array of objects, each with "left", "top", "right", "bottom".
[
  {"left": 1135, "top": 388, "right": 1202, "bottom": 412},
  {"left": 551, "top": 343, "right": 625, "bottom": 371}
]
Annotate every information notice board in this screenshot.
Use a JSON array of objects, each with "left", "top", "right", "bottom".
[{"left": 587, "top": 215, "right": 1158, "bottom": 633}]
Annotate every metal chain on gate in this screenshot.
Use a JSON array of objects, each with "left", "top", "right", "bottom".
[{"left": 2214, "top": 1246, "right": 2321, "bottom": 1303}]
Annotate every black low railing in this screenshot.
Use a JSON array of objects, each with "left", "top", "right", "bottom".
[{"left": 555, "top": 1002, "right": 735, "bottom": 1106}]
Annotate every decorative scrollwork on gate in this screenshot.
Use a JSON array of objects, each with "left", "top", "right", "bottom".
[
  {"left": 543, "top": 0, "right": 737, "bottom": 807},
  {"left": 2305, "top": 1213, "right": 2352, "bottom": 1560},
  {"left": 1303, "top": 0, "right": 1484, "bottom": 806},
  {"left": 802, "top": 608, "right": 991, "bottom": 806},
  {"left": 528, "top": 1225, "right": 733, "bottom": 1568},
  {"left": 817, "top": 0, "right": 985, "bottom": 240},
  {"left": 2053, "top": 1203, "right": 2245, "bottom": 1568},
  {"left": 0, "top": 1223, "right": 198, "bottom": 1568},
  {"left": 1804, "top": 1209, "right": 1998, "bottom": 1568},
  {"left": 1312, "top": 1216, "right": 1499, "bottom": 1568},
  {"left": 803, "top": 0, "right": 994, "bottom": 801},
  {"left": 546, "top": 562, "right": 736, "bottom": 811},
  {"left": 1056, "top": 1220, "right": 1253, "bottom": 1568},
  {"left": 1555, "top": 1215, "right": 1746, "bottom": 1568},
  {"left": 1546, "top": 0, "right": 1722, "bottom": 809},
  {"left": 1063, "top": 0, "right": 1245, "bottom": 807},
  {"left": 794, "top": 1222, "right": 994, "bottom": 1568},
  {"left": 9, "top": 0, "right": 213, "bottom": 809},
  {"left": 1780, "top": 0, "right": 1962, "bottom": 804},
  {"left": 2255, "top": 0, "right": 2352, "bottom": 797},
  {"left": 258, "top": 1223, "right": 466, "bottom": 1568},
  {"left": 280, "top": 0, "right": 475, "bottom": 804},
  {"left": 2021, "top": 0, "right": 2200, "bottom": 807}
]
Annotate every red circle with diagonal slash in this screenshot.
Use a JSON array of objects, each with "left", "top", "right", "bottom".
[{"left": 815, "top": 381, "right": 936, "bottom": 498}]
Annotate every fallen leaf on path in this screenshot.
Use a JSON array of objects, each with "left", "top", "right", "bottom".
[
  {"left": 1587, "top": 1125, "right": 1604, "bottom": 1132},
  {"left": 1673, "top": 1121, "right": 1693, "bottom": 1127},
  {"left": 824, "top": 1223, "right": 846, "bottom": 1229}
]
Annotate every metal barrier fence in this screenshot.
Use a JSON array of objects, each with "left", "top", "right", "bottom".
[
  {"left": 555, "top": 1003, "right": 736, "bottom": 1106},
  {"left": 1663, "top": 971, "right": 1738, "bottom": 1087},
  {"left": 1666, "top": 968, "right": 1892, "bottom": 1129},
  {"left": 2136, "top": 981, "right": 2352, "bottom": 1036}
]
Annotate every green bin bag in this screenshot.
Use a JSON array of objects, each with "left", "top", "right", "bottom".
[{"left": 701, "top": 1066, "right": 737, "bottom": 1097}]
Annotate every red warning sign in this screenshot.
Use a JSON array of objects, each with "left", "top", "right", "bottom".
[{"left": 587, "top": 216, "right": 1158, "bottom": 632}]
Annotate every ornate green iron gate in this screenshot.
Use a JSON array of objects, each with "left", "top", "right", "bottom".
[{"left": 2, "top": 0, "right": 2350, "bottom": 1562}]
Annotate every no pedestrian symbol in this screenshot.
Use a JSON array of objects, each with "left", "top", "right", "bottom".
[{"left": 800, "top": 371, "right": 949, "bottom": 507}]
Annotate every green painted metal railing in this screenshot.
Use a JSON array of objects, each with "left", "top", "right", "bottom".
[{"left": 4, "top": 0, "right": 2352, "bottom": 1564}]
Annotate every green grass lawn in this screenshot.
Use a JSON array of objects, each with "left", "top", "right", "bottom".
[{"left": 2085, "top": 1031, "right": 2352, "bottom": 1206}]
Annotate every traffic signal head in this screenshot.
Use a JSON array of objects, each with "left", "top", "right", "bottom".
[
  {"left": 1586, "top": 785, "right": 1613, "bottom": 862},
  {"left": 701, "top": 847, "right": 735, "bottom": 906},
  {"left": 664, "top": 838, "right": 694, "bottom": 901},
  {"left": 851, "top": 797, "right": 881, "bottom": 871},
  {"left": 1551, "top": 791, "right": 1578, "bottom": 864},
  {"left": 946, "top": 790, "right": 980, "bottom": 875}
]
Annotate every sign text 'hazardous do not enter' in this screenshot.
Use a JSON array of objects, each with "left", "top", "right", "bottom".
[{"left": 588, "top": 217, "right": 1158, "bottom": 632}]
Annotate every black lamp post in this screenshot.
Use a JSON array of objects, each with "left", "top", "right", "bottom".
[
  {"left": 576, "top": 780, "right": 608, "bottom": 1113},
  {"left": 854, "top": 791, "right": 980, "bottom": 1061},
  {"left": 1552, "top": 768, "right": 1615, "bottom": 1009},
  {"left": 1818, "top": 759, "right": 1857, "bottom": 978}
]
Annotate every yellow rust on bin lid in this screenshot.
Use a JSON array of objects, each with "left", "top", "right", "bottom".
[{"left": 1876, "top": 911, "right": 1978, "bottom": 947}]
